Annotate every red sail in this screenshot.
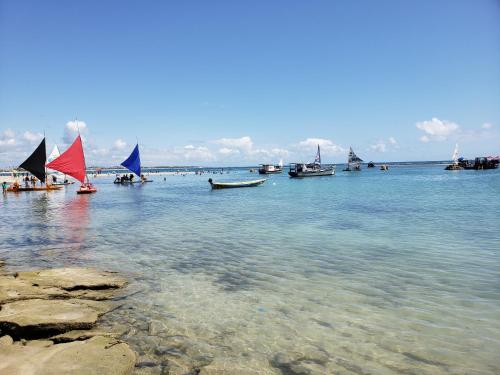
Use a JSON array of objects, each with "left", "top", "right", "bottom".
[{"left": 46, "top": 135, "right": 87, "bottom": 183}]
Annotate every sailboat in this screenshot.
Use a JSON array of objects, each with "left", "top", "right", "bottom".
[
  {"left": 47, "top": 145, "right": 74, "bottom": 185},
  {"left": 7, "top": 138, "right": 62, "bottom": 192},
  {"left": 115, "top": 143, "right": 152, "bottom": 184},
  {"left": 343, "top": 147, "right": 363, "bottom": 171},
  {"left": 444, "top": 144, "right": 463, "bottom": 170},
  {"left": 46, "top": 135, "right": 97, "bottom": 194},
  {"left": 288, "top": 145, "right": 335, "bottom": 177}
]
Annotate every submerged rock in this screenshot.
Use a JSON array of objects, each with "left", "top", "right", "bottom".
[
  {"left": 16, "top": 267, "right": 127, "bottom": 291},
  {"left": 0, "top": 298, "right": 112, "bottom": 339},
  {"left": 0, "top": 335, "right": 135, "bottom": 375},
  {"left": 0, "top": 267, "right": 128, "bottom": 304}
]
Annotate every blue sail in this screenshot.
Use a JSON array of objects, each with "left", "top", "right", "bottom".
[{"left": 121, "top": 144, "right": 141, "bottom": 176}]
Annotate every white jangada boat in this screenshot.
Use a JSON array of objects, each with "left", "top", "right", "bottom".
[{"left": 288, "top": 145, "right": 335, "bottom": 177}]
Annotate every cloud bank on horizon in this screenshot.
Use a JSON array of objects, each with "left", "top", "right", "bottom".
[{"left": 0, "top": 118, "right": 497, "bottom": 167}]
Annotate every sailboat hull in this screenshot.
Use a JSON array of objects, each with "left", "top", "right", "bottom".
[{"left": 7, "top": 185, "right": 63, "bottom": 192}]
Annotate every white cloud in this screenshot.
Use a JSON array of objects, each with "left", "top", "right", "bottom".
[
  {"left": 0, "top": 129, "right": 16, "bottom": 148},
  {"left": 213, "top": 136, "right": 253, "bottom": 153},
  {"left": 298, "top": 138, "right": 344, "bottom": 154},
  {"left": 22, "top": 131, "right": 43, "bottom": 143},
  {"left": 113, "top": 138, "right": 127, "bottom": 150},
  {"left": 63, "top": 120, "right": 87, "bottom": 144},
  {"left": 183, "top": 145, "right": 215, "bottom": 161},
  {"left": 416, "top": 118, "right": 460, "bottom": 142},
  {"left": 218, "top": 147, "right": 240, "bottom": 155},
  {"left": 369, "top": 141, "right": 387, "bottom": 153},
  {"left": 481, "top": 122, "right": 493, "bottom": 129},
  {"left": 369, "top": 137, "right": 398, "bottom": 153}
]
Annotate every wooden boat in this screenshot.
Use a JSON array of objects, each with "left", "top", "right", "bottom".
[
  {"left": 114, "top": 178, "right": 153, "bottom": 184},
  {"left": 7, "top": 183, "right": 62, "bottom": 192},
  {"left": 208, "top": 178, "right": 266, "bottom": 189},
  {"left": 77, "top": 182, "right": 97, "bottom": 194},
  {"left": 47, "top": 134, "right": 97, "bottom": 195},
  {"left": 288, "top": 164, "right": 335, "bottom": 177},
  {"left": 52, "top": 181, "right": 75, "bottom": 186},
  {"left": 288, "top": 145, "right": 335, "bottom": 177}
]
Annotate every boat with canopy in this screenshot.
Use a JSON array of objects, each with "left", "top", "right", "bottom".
[
  {"left": 46, "top": 135, "right": 96, "bottom": 194},
  {"left": 343, "top": 147, "right": 363, "bottom": 171},
  {"left": 288, "top": 145, "right": 335, "bottom": 177},
  {"left": 7, "top": 137, "right": 62, "bottom": 192},
  {"left": 115, "top": 143, "right": 152, "bottom": 184}
]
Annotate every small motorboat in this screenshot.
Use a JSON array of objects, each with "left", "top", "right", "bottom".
[
  {"left": 258, "top": 164, "right": 283, "bottom": 174},
  {"left": 208, "top": 178, "right": 266, "bottom": 189},
  {"left": 77, "top": 182, "right": 97, "bottom": 194},
  {"left": 367, "top": 162, "right": 375, "bottom": 168},
  {"left": 380, "top": 165, "right": 389, "bottom": 171}
]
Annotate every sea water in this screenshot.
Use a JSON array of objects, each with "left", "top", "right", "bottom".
[{"left": 1, "top": 165, "right": 499, "bottom": 374}]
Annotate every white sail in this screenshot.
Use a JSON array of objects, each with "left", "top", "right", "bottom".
[
  {"left": 47, "top": 145, "right": 60, "bottom": 163},
  {"left": 278, "top": 159, "right": 284, "bottom": 168},
  {"left": 452, "top": 143, "right": 459, "bottom": 164}
]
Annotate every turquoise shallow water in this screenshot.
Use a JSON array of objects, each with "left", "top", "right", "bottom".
[{"left": 1, "top": 165, "right": 499, "bottom": 374}]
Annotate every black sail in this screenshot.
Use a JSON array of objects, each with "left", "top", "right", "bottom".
[{"left": 19, "top": 138, "right": 46, "bottom": 182}]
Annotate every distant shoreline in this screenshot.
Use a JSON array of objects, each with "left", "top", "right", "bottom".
[{"left": 0, "top": 160, "right": 454, "bottom": 174}]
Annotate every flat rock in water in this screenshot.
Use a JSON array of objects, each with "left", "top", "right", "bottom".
[
  {"left": 16, "top": 268, "right": 127, "bottom": 290},
  {"left": 0, "top": 335, "right": 136, "bottom": 375},
  {"left": 0, "top": 275, "right": 68, "bottom": 304},
  {"left": 0, "top": 298, "right": 112, "bottom": 338}
]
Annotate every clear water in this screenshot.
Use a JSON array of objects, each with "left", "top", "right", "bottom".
[{"left": 1, "top": 165, "right": 499, "bottom": 374}]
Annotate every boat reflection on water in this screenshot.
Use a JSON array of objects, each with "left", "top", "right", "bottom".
[{"left": 59, "top": 195, "right": 91, "bottom": 255}]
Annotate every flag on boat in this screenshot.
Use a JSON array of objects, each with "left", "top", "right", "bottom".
[
  {"left": 348, "top": 147, "right": 363, "bottom": 163},
  {"left": 314, "top": 145, "right": 321, "bottom": 164},
  {"left": 46, "top": 135, "right": 87, "bottom": 183},
  {"left": 121, "top": 144, "right": 141, "bottom": 177},
  {"left": 19, "top": 137, "right": 46, "bottom": 182}
]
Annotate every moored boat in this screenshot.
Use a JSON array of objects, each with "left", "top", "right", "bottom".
[
  {"left": 208, "top": 178, "right": 266, "bottom": 189},
  {"left": 288, "top": 145, "right": 335, "bottom": 177},
  {"left": 6, "top": 137, "right": 62, "bottom": 192},
  {"left": 7, "top": 183, "right": 62, "bottom": 192},
  {"left": 258, "top": 163, "right": 283, "bottom": 174},
  {"left": 367, "top": 161, "right": 375, "bottom": 168},
  {"left": 115, "top": 144, "right": 152, "bottom": 184},
  {"left": 444, "top": 144, "right": 463, "bottom": 170},
  {"left": 343, "top": 147, "right": 363, "bottom": 171},
  {"left": 380, "top": 164, "right": 389, "bottom": 171}
]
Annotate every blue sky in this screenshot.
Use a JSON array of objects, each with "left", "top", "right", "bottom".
[{"left": 1, "top": 0, "right": 499, "bottom": 166}]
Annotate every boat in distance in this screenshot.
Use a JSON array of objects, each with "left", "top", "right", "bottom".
[
  {"left": 288, "top": 145, "right": 335, "bottom": 177},
  {"left": 208, "top": 178, "right": 266, "bottom": 189},
  {"left": 258, "top": 164, "right": 283, "bottom": 174},
  {"left": 288, "top": 164, "right": 335, "bottom": 177}
]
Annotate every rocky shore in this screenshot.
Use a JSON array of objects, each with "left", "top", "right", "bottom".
[{"left": 0, "top": 262, "right": 136, "bottom": 374}]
